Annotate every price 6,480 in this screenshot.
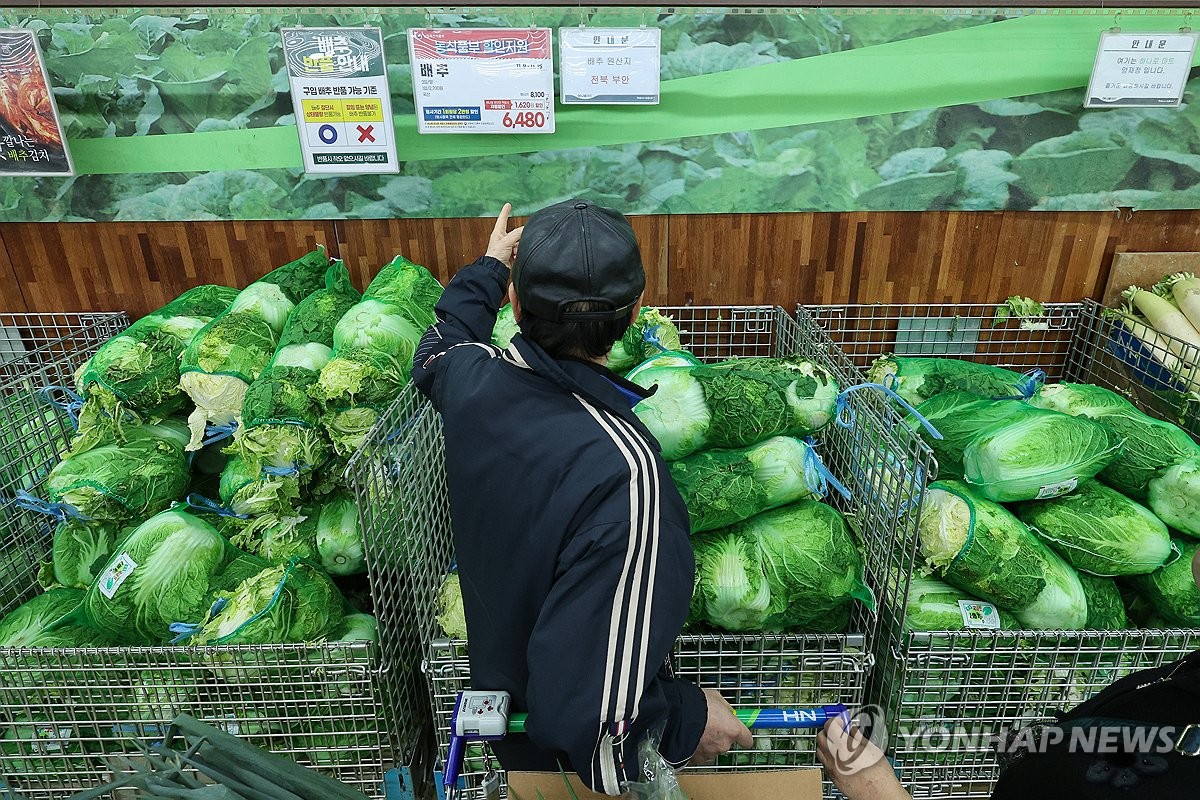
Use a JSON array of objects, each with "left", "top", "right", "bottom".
[{"left": 502, "top": 111, "right": 547, "bottom": 129}]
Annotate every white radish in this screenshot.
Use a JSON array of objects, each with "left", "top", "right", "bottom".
[
  {"left": 1155, "top": 272, "right": 1200, "bottom": 334},
  {"left": 1109, "top": 311, "right": 1200, "bottom": 394},
  {"left": 1122, "top": 286, "right": 1200, "bottom": 360}
]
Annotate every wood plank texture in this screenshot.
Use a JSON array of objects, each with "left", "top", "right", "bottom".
[
  {"left": 1, "top": 221, "right": 336, "bottom": 317},
  {"left": 4, "top": 210, "right": 1200, "bottom": 318},
  {"left": 0, "top": 229, "right": 27, "bottom": 312}
]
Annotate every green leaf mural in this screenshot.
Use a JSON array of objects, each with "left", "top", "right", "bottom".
[{"left": 0, "top": 6, "right": 1197, "bottom": 221}]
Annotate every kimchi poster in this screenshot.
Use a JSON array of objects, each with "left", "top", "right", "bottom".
[{"left": 0, "top": 30, "right": 72, "bottom": 176}]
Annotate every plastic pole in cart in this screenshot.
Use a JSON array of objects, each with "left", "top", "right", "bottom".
[{"left": 443, "top": 691, "right": 850, "bottom": 797}]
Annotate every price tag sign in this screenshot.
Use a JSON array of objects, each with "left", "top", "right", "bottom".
[
  {"left": 1085, "top": 31, "right": 1198, "bottom": 108},
  {"left": 408, "top": 28, "right": 554, "bottom": 134},
  {"left": 281, "top": 27, "right": 399, "bottom": 174},
  {"left": 958, "top": 600, "right": 1002, "bottom": 631},
  {"left": 0, "top": 29, "right": 73, "bottom": 176},
  {"left": 560, "top": 27, "right": 661, "bottom": 105}
]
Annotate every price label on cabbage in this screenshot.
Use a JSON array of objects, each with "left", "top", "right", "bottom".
[
  {"left": 958, "top": 600, "right": 1001, "bottom": 630},
  {"left": 98, "top": 552, "right": 137, "bottom": 599},
  {"left": 408, "top": 28, "right": 555, "bottom": 134},
  {"left": 1036, "top": 478, "right": 1078, "bottom": 500}
]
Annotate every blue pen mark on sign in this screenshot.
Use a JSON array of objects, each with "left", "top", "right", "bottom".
[
  {"left": 318, "top": 124, "right": 339, "bottom": 144},
  {"left": 423, "top": 106, "right": 481, "bottom": 121}
]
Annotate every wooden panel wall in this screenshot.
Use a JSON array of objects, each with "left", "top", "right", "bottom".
[{"left": 3, "top": 209, "right": 1200, "bottom": 318}]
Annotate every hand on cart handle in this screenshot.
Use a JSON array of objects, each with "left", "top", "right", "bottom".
[
  {"left": 817, "top": 713, "right": 910, "bottom": 800},
  {"left": 690, "top": 688, "right": 754, "bottom": 764}
]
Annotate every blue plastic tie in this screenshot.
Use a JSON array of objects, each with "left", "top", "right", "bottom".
[
  {"left": 37, "top": 386, "right": 85, "bottom": 431},
  {"left": 184, "top": 493, "right": 249, "bottom": 520},
  {"left": 202, "top": 422, "right": 238, "bottom": 448},
  {"left": 262, "top": 463, "right": 302, "bottom": 477},
  {"left": 836, "top": 382, "right": 944, "bottom": 440},
  {"left": 169, "top": 597, "right": 229, "bottom": 644},
  {"left": 13, "top": 489, "right": 90, "bottom": 522},
  {"left": 643, "top": 323, "right": 669, "bottom": 355},
  {"left": 802, "top": 438, "right": 851, "bottom": 500},
  {"left": 992, "top": 369, "right": 1048, "bottom": 401}
]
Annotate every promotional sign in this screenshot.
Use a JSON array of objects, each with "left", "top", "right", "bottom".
[
  {"left": 560, "top": 27, "right": 661, "bottom": 104},
  {"left": 1085, "top": 30, "right": 1198, "bottom": 107},
  {"left": 0, "top": 29, "right": 72, "bottom": 176},
  {"left": 281, "top": 27, "right": 398, "bottom": 174},
  {"left": 408, "top": 28, "right": 555, "bottom": 134}
]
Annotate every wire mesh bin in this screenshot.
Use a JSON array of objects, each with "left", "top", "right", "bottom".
[
  {"left": 0, "top": 312, "right": 393, "bottom": 798},
  {"left": 797, "top": 300, "right": 1200, "bottom": 798},
  {"left": 359, "top": 306, "right": 931, "bottom": 799}
]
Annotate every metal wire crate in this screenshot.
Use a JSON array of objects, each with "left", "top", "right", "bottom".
[
  {"left": 356, "top": 306, "right": 931, "bottom": 799},
  {"left": 798, "top": 300, "right": 1200, "bottom": 798},
  {"left": 0, "top": 312, "right": 394, "bottom": 798}
]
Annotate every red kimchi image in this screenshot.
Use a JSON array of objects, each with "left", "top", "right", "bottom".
[{"left": 0, "top": 31, "right": 62, "bottom": 146}]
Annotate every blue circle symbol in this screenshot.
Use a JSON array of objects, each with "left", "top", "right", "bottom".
[{"left": 318, "top": 124, "right": 338, "bottom": 144}]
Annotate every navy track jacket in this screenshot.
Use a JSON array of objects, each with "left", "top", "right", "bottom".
[{"left": 412, "top": 256, "right": 707, "bottom": 794}]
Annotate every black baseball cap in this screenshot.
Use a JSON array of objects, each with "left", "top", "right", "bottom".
[{"left": 512, "top": 199, "right": 645, "bottom": 322}]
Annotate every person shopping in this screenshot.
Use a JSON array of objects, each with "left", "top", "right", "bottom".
[{"left": 412, "top": 201, "right": 751, "bottom": 794}]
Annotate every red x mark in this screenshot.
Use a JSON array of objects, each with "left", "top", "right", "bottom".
[{"left": 356, "top": 124, "right": 375, "bottom": 143}]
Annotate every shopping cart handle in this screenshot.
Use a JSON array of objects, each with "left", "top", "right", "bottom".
[{"left": 505, "top": 704, "right": 849, "bottom": 734}]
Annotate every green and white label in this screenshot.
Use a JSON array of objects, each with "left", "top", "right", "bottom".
[
  {"left": 281, "top": 27, "right": 398, "bottom": 175},
  {"left": 1036, "top": 478, "right": 1078, "bottom": 500},
  {"left": 98, "top": 552, "right": 137, "bottom": 599},
  {"left": 959, "top": 600, "right": 1001, "bottom": 630}
]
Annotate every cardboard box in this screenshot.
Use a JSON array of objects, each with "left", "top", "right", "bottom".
[{"left": 507, "top": 768, "right": 823, "bottom": 800}]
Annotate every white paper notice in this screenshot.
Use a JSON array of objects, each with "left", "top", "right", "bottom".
[
  {"left": 560, "top": 27, "right": 661, "bottom": 105},
  {"left": 281, "top": 27, "right": 399, "bottom": 174},
  {"left": 409, "top": 28, "right": 555, "bottom": 134},
  {"left": 1085, "top": 31, "right": 1198, "bottom": 108}
]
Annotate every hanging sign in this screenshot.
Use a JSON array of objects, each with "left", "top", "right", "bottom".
[
  {"left": 1085, "top": 30, "right": 1198, "bottom": 108},
  {"left": 408, "top": 28, "right": 555, "bottom": 134},
  {"left": 281, "top": 27, "right": 398, "bottom": 174},
  {"left": 559, "top": 27, "right": 661, "bottom": 105},
  {"left": 0, "top": 29, "right": 72, "bottom": 176}
]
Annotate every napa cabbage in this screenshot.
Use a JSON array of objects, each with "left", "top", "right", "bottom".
[
  {"left": 906, "top": 392, "right": 1027, "bottom": 478},
  {"left": 1030, "top": 382, "right": 1200, "bottom": 498},
  {"left": 917, "top": 480, "right": 1087, "bottom": 629},
  {"left": 960, "top": 404, "right": 1123, "bottom": 502},
  {"left": 72, "top": 284, "right": 238, "bottom": 450},
  {"left": 193, "top": 560, "right": 342, "bottom": 645},
  {"left": 315, "top": 491, "right": 365, "bottom": 576},
  {"left": 180, "top": 249, "right": 330, "bottom": 449},
  {"left": 624, "top": 350, "right": 701, "bottom": 382},
  {"left": 43, "top": 519, "right": 126, "bottom": 590},
  {"left": 234, "top": 262, "right": 361, "bottom": 474},
  {"left": 491, "top": 304, "right": 521, "bottom": 348},
  {"left": 632, "top": 357, "right": 838, "bottom": 460},
  {"left": 81, "top": 510, "right": 232, "bottom": 644},
  {"left": 1079, "top": 574, "right": 1128, "bottom": 630},
  {"left": 903, "top": 574, "right": 1010, "bottom": 632},
  {"left": 45, "top": 437, "right": 188, "bottom": 523},
  {"left": 692, "top": 501, "right": 873, "bottom": 633},
  {"left": 0, "top": 588, "right": 109, "bottom": 647},
  {"left": 669, "top": 436, "right": 822, "bottom": 533},
  {"left": 867, "top": 356, "right": 1032, "bottom": 406},
  {"left": 1148, "top": 456, "right": 1200, "bottom": 538},
  {"left": 1126, "top": 538, "right": 1200, "bottom": 627},
  {"left": 437, "top": 572, "right": 468, "bottom": 639},
  {"left": 219, "top": 456, "right": 301, "bottom": 517},
  {"left": 1014, "top": 481, "right": 1173, "bottom": 576},
  {"left": 606, "top": 307, "right": 682, "bottom": 374}
]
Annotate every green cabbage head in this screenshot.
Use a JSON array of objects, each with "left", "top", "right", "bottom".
[{"left": 1148, "top": 456, "right": 1200, "bottom": 538}]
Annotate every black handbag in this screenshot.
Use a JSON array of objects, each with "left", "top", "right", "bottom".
[{"left": 993, "top": 650, "right": 1200, "bottom": 798}]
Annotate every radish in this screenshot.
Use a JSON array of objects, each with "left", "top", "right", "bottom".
[
  {"left": 1108, "top": 310, "right": 1200, "bottom": 394},
  {"left": 1122, "top": 286, "right": 1200, "bottom": 360},
  {"left": 1154, "top": 272, "right": 1200, "bottom": 334}
]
